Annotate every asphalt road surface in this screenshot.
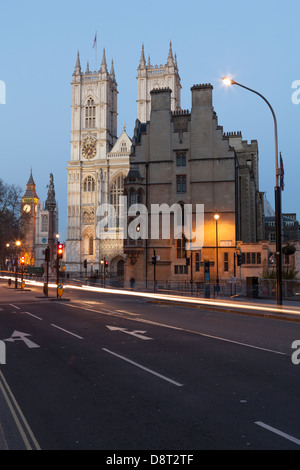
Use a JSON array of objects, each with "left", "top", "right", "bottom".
[{"left": 1, "top": 280, "right": 300, "bottom": 450}]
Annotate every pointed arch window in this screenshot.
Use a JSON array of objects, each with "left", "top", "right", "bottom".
[
  {"left": 89, "top": 236, "right": 94, "bottom": 255},
  {"left": 83, "top": 176, "right": 95, "bottom": 192},
  {"left": 85, "top": 98, "right": 96, "bottom": 128},
  {"left": 110, "top": 175, "right": 124, "bottom": 225}
]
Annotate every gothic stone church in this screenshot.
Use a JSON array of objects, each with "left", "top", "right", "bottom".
[
  {"left": 65, "top": 43, "right": 181, "bottom": 279},
  {"left": 65, "top": 42, "right": 264, "bottom": 285}
]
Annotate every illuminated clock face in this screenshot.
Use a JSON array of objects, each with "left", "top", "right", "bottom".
[
  {"left": 23, "top": 204, "right": 31, "bottom": 213},
  {"left": 82, "top": 143, "right": 97, "bottom": 159}
]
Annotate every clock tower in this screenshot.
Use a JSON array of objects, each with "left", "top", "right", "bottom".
[
  {"left": 66, "top": 48, "right": 131, "bottom": 275},
  {"left": 21, "top": 169, "right": 41, "bottom": 265}
]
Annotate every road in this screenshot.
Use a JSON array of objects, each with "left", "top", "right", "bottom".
[{"left": 0, "top": 279, "right": 300, "bottom": 450}]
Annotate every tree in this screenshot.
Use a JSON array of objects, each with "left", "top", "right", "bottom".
[{"left": 0, "top": 179, "right": 23, "bottom": 268}]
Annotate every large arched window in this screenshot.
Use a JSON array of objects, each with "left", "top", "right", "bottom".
[
  {"left": 85, "top": 98, "right": 96, "bottom": 129},
  {"left": 83, "top": 176, "right": 95, "bottom": 192},
  {"left": 89, "top": 236, "right": 94, "bottom": 255},
  {"left": 110, "top": 175, "right": 124, "bottom": 224}
]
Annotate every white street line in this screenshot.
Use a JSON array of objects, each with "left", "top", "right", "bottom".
[
  {"left": 196, "top": 332, "right": 288, "bottom": 356},
  {"left": 23, "top": 312, "right": 42, "bottom": 321},
  {"left": 0, "top": 371, "right": 41, "bottom": 450},
  {"left": 65, "top": 303, "right": 286, "bottom": 355},
  {"left": 102, "top": 348, "right": 183, "bottom": 387},
  {"left": 51, "top": 324, "right": 83, "bottom": 340},
  {"left": 255, "top": 421, "right": 300, "bottom": 446},
  {"left": 116, "top": 310, "right": 140, "bottom": 316},
  {"left": 10, "top": 304, "right": 20, "bottom": 310}
]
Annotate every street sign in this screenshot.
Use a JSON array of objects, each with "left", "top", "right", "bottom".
[{"left": 58, "top": 284, "right": 63, "bottom": 297}]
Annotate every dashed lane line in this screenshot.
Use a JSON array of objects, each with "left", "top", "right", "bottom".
[
  {"left": 51, "top": 324, "right": 83, "bottom": 340},
  {"left": 255, "top": 421, "right": 300, "bottom": 446},
  {"left": 102, "top": 348, "right": 183, "bottom": 387}
]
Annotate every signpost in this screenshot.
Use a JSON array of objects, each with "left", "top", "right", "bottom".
[{"left": 57, "top": 284, "right": 63, "bottom": 298}]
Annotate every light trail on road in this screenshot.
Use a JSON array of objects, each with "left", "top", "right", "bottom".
[{"left": 2, "top": 275, "right": 300, "bottom": 317}]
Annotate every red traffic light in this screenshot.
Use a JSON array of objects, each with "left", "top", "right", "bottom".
[
  {"left": 57, "top": 243, "right": 64, "bottom": 258},
  {"left": 105, "top": 260, "right": 108, "bottom": 267}
]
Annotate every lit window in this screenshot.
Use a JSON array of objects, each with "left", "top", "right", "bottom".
[{"left": 176, "top": 237, "right": 186, "bottom": 259}]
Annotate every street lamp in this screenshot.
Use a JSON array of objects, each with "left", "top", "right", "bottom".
[
  {"left": 15, "top": 241, "right": 21, "bottom": 289},
  {"left": 56, "top": 234, "right": 60, "bottom": 298},
  {"left": 214, "top": 213, "right": 220, "bottom": 290},
  {"left": 222, "top": 76, "right": 282, "bottom": 306}
]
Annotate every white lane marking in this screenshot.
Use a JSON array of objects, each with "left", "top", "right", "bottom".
[
  {"left": 10, "top": 304, "right": 20, "bottom": 310},
  {"left": 51, "top": 324, "right": 83, "bottom": 340},
  {"left": 255, "top": 421, "right": 300, "bottom": 446},
  {"left": 102, "top": 348, "right": 183, "bottom": 387},
  {"left": 65, "top": 303, "right": 286, "bottom": 355},
  {"left": 116, "top": 310, "right": 140, "bottom": 316},
  {"left": 195, "top": 331, "right": 288, "bottom": 356},
  {"left": 0, "top": 370, "right": 41, "bottom": 450},
  {"left": 106, "top": 325, "right": 153, "bottom": 341},
  {"left": 23, "top": 312, "right": 43, "bottom": 321},
  {"left": 4, "top": 331, "right": 40, "bottom": 349}
]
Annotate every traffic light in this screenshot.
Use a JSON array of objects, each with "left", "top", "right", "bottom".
[
  {"left": 152, "top": 255, "right": 157, "bottom": 265},
  {"left": 20, "top": 255, "right": 25, "bottom": 265},
  {"left": 237, "top": 254, "right": 243, "bottom": 266},
  {"left": 105, "top": 260, "right": 108, "bottom": 268},
  {"left": 83, "top": 259, "right": 87, "bottom": 269},
  {"left": 57, "top": 242, "right": 63, "bottom": 260}
]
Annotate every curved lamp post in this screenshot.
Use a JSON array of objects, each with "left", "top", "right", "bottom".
[
  {"left": 222, "top": 77, "right": 282, "bottom": 306},
  {"left": 214, "top": 213, "right": 220, "bottom": 289}
]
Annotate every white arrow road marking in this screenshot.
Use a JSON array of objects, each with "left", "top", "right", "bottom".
[
  {"left": 106, "top": 325, "right": 153, "bottom": 341},
  {"left": 3, "top": 331, "right": 40, "bottom": 349}
]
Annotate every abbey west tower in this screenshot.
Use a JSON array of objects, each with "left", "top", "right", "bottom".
[
  {"left": 66, "top": 43, "right": 181, "bottom": 277},
  {"left": 137, "top": 42, "right": 181, "bottom": 122},
  {"left": 66, "top": 50, "right": 131, "bottom": 277}
]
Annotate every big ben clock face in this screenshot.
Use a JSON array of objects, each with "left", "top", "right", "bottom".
[
  {"left": 82, "top": 142, "right": 97, "bottom": 159},
  {"left": 23, "top": 204, "right": 31, "bottom": 213}
]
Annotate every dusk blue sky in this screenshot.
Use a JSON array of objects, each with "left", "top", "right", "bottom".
[{"left": 0, "top": 0, "right": 299, "bottom": 241}]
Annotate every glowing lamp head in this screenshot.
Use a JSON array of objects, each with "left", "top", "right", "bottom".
[
  {"left": 214, "top": 213, "right": 220, "bottom": 221},
  {"left": 16, "top": 241, "right": 21, "bottom": 247},
  {"left": 222, "top": 77, "right": 233, "bottom": 86}
]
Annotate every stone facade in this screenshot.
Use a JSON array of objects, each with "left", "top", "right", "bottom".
[
  {"left": 137, "top": 43, "right": 181, "bottom": 123},
  {"left": 124, "top": 85, "right": 265, "bottom": 287},
  {"left": 65, "top": 51, "right": 131, "bottom": 277},
  {"left": 224, "top": 132, "right": 265, "bottom": 242}
]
